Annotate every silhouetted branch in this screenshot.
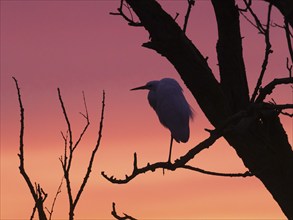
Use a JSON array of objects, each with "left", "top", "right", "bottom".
[
  {"left": 280, "top": 111, "right": 293, "bottom": 117},
  {"left": 110, "top": 0, "right": 142, "bottom": 27},
  {"left": 237, "top": 0, "right": 251, "bottom": 12},
  {"left": 30, "top": 183, "right": 47, "bottom": 220},
  {"left": 284, "top": 21, "right": 293, "bottom": 64},
  {"left": 273, "top": 104, "right": 293, "bottom": 110},
  {"left": 255, "top": 77, "right": 293, "bottom": 102},
  {"left": 46, "top": 177, "right": 63, "bottom": 220},
  {"left": 13, "top": 77, "right": 48, "bottom": 220},
  {"left": 264, "top": 0, "right": 293, "bottom": 28},
  {"left": 183, "top": 0, "right": 195, "bottom": 33},
  {"left": 58, "top": 89, "right": 105, "bottom": 220},
  {"left": 287, "top": 57, "right": 292, "bottom": 78},
  {"left": 30, "top": 204, "right": 37, "bottom": 220},
  {"left": 111, "top": 202, "right": 137, "bottom": 220},
  {"left": 73, "top": 91, "right": 90, "bottom": 151},
  {"left": 73, "top": 90, "right": 105, "bottom": 210},
  {"left": 57, "top": 88, "right": 74, "bottom": 215},
  {"left": 102, "top": 110, "right": 252, "bottom": 184},
  {"left": 182, "top": 165, "right": 253, "bottom": 177},
  {"left": 251, "top": 3, "right": 273, "bottom": 102},
  {"left": 240, "top": 0, "right": 266, "bottom": 34}
]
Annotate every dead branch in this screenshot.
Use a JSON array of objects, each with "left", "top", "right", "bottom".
[
  {"left": 101, "top": 110, "right": 253, "bottom": 184},
  {"left": 13, "top": 77, "right": 48, "bottom": 220},
  {"left": 237, "top": 0, "right": 252, "bottom": 12},
  {"left": 46, "top": 177, "right": 63, "bottom": 220},
  {"left": 256, "top": 77, "right": 293, "bottom": 102},
  {"left": 182, "top": 165, "right": 253, "bottom": 177},
  {"left": 57, "top": 88, "right": 75, "bottom": 215},
  {"left": 183, "top": 0, "right": 195, "bottom": 33},
  {"left": 110, "top": 0, "right": 142, "bottom": 27},
  {"left": 284, "top": 20, "right": 293, "bottom": 64},
  {"left": 58, "top": 89, "right": 105, "bottom": 220},
  {"left": 111, "top": 202, "right": 137, "bottom": 220},
  {"left": 280, "top": 111, "right": 293, "bottom": 117},
  {"left": 240, "top": 0, "right": 266, "bottom": 34},
  {"left": 251, "top": 3, "right": 273, "bottom": 102},
  {"left": 287, "top": 58, "right": 292, "bottom": 77},
  {"left": 73, "top": 90, "right": 105, "bottom": 210}
]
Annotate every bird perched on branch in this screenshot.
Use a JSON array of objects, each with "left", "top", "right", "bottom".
[{"left": 131, "top": 78, "right": 193, "bottom": 162}]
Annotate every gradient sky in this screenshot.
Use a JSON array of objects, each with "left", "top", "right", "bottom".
[{"left": 1, "top": 1, "right": 292, "bottom": 219}]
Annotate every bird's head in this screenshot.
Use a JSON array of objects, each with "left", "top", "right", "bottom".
[{"left": 130, "top": 80, "right": 159, "bottom": 91}]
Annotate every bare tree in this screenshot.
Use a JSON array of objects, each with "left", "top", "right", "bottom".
[
  {"left": 103, "top": 0, "right": 293, "bottom": 219},
  {"left": 13, "top": 77, "right": 106, "bottom": 220}
]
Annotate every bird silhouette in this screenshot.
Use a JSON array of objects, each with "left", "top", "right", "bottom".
[{"left": 131, "top": 78, "right": 193, "bottom": 162}]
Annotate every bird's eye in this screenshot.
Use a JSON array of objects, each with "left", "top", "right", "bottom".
[{"left": 147, "top": 84, "right": 153, "bottom": 89}]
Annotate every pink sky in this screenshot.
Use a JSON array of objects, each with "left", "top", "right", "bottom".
[{"left": 1, "top": 1, "right": 292, "bottom": 219}]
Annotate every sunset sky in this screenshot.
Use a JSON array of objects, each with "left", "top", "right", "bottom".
[{"left": 1, "top": 1, "right": 292, "bottom": 219}]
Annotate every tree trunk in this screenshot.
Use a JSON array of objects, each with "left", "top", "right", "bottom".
[{"left": 125, "top": 0, "right": 293, "bottom": 218}]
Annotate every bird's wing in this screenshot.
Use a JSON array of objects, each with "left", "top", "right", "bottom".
[{"left": 155, "top": 84, "right": 191, "bottom": 143}]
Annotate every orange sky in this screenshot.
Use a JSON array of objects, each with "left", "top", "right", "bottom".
[{"left": 1, "top": 1, "right": 292, "bottom": 219}]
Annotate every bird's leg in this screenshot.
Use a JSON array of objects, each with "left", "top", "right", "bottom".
[{"left": 168, "top": 136, "right": 173, "bottom": 163}]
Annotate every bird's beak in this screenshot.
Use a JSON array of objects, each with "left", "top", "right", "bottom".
[{"left": 130, "top": 85, "right": 148, "bottom": 91}]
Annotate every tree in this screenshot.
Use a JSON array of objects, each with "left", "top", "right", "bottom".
[{"left": 102, "top": 0, "right": 293, "bottom": 219}]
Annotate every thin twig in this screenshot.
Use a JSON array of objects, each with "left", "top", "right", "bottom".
[
  {"left": 73, "top": 91, "right": 90, "bottom": 151},
  {"left": 251, "top": 3, "right": 273, "bottom": 102},
  {"left": 57, "top": 88, "right": 74, "bottom": 214},
  {"left": 286, "top": 57, "right": 292, "bottom": 78},
  {"left": 110, "top": 0, "right": 142, "bottom": 27},
  {"left": 183, "top": 0, "right": 195, "bottom": 33},
  {"left": 255, "top": 77, "right": 293, "bottom": 102},
  {"left": 30, "top": 204, "right": 37, "bottom": 220},
  {"left": 280, "top": 111, "right": 293, "bottom": 117},
  {"left": 46, "top": 177, "right": 64, "bottom": 220},
  {"left": 237, "top": 0, "right": 252, "bottom": 12},
  {"left": 241, "top": 0, "right": 266, "bottom": 34},
  {"left": 182, "top": 165, "right": 253, "bottom": 177},
  {"left": 57, "top": 88, "right": 73, "bottom": 152},
  {"left": 73, "top": 90, "right": 106, "bottom": 210},
  {"left": 284, "top": 20, "right": 293, "bottom": 64},
  {"left": 111, "top": 202, "right": 137, "bottom": 220}
]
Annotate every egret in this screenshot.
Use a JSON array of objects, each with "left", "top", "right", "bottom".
[{"left": 131, "top": 78, "right": 193, "bottom": 162}]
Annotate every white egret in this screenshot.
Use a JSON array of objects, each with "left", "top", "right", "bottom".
[{"left": 131, "top": 78, "right": 193, "bottom": 162}]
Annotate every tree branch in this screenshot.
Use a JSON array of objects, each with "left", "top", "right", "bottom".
[
  {"left": 46, "top": 177, "right": 63, "bottom": 220},
  {"left": 183, "top": 0, "right": 195, "bottom": 33},
  {"left": 287, "top": 57, "right": 292, "bottom": 77},
  {"left": 284, "top": 20, "right": 293, "bottom": 64},
  {"left": 13, "top": 77, "right": 48, "bottom": 220},
  {"left": 264, "top": 0, "right": 293, "bottom": 28},
  {"left": 73, "top": 90, "right": 105, "bottom": 210},
  {"left": 182, "top": 165, "right": 253, "bottom": 177},
  {"left": 102, "top": 110, "right": 251, "bottom": 184},
  {"left": 241, "top": 0, "right": 266, "bottom": 34},
  {"left": 111, "top": 202, "right": 137, "bottom": 220},
  {"left": 255, "top": 77, "right": 293, "bottom": 102},
  {"left": 110, "top": 0, "right": 142, "bottom": 27},
  {"left": 251, "top": 3, "right": 273, "bottom": 102},
  {"left": 73, "top": 91, "right": 90, "bottom": 151}
]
